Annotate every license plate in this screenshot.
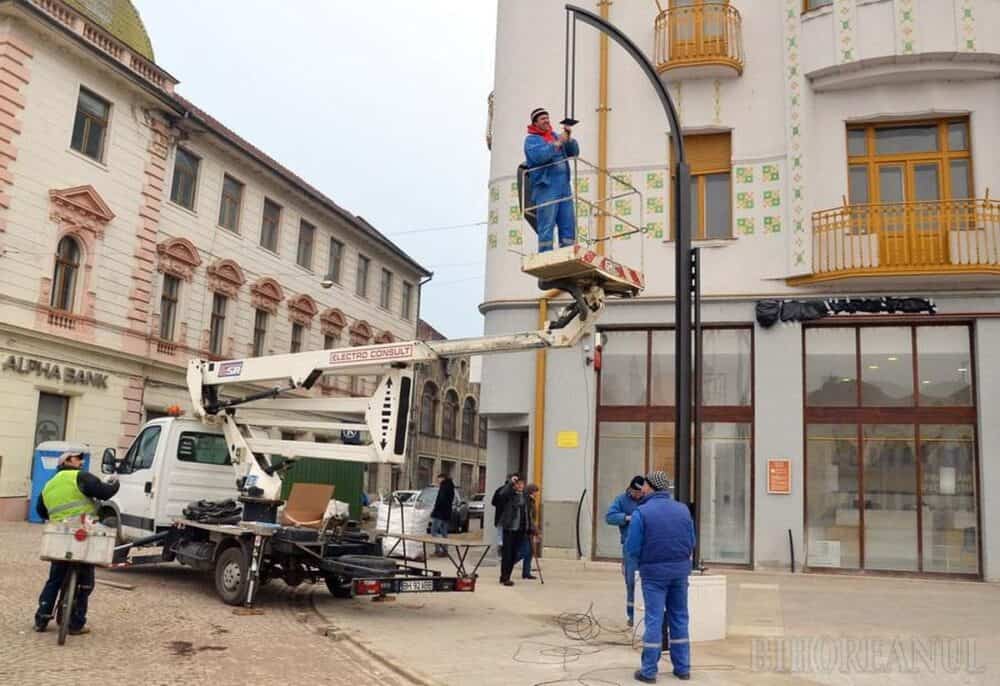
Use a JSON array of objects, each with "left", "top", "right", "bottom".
[{"left": 399, "top": 579, "right": 434, "bottom": 592}]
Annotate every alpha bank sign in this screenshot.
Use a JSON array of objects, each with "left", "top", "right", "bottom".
[{"left": 2, "top": 354, "right": 109, "bottom": 388}]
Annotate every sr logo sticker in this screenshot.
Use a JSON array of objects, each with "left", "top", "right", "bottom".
[{"left": 218, "top": 361, "right": 244, "bottom": 378}]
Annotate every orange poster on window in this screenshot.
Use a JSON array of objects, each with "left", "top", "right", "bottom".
[{"left": 767, "top": 459, "right": 791, "bottom": 495}]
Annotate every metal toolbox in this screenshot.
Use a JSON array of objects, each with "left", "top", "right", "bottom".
[{"left": 40, "top": 520, "right": 116, "bottom": 567}]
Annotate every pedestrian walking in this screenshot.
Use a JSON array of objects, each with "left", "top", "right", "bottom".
[
  {"left": 625, "top": 471, "right": 695, "bottom": 682},
  {"left": 496, "top": 475, "right": 533, "bottom": 586},
  {"left": 430, "top": 473, "right": 455, "bottom": 556}
]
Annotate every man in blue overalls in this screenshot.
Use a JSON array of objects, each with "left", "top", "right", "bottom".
[
  {"left": 625, "top": 471, "right": 695, "bottom": 682},
  {"left": 605, "top": 475, "right": 645, "bottom": 626},
  {"left": 524, "top": 107, "right": 579, "bottom": 252}
]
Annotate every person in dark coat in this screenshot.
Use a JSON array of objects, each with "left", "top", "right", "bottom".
[
  {"left": 34, "top": 451, "right": 120, "bottom": 634},
  {"left": 626, "top": 471, "right": 695, "bottom": 682},
  {"left": 516, "top": 483, "right": 540, "bottom": 580},
  {"left": 430, "top": 473, "right": 455, "bottom": 556},
  {"left": 496, "top": 475, "right": 534, "bottom": 586}
]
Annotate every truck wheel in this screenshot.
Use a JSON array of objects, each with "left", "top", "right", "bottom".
[
  {"left": 324, "top": 575, "right": 353, "bottom": 599},
  {"left": 214, "top": 546, "right": 249, "bottom": 606}
]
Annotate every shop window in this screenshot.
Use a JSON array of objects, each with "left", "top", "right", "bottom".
[
  {"left": 70, "top": 87, "right": 110, "bottom": 161},
  {"left": 170, "top": 148, "right": 200, "bottom": 210},
  {"left": 804, "top": 323, "right": 980, "bottom": 576},
  {"left": 50, "top": 236, "right": 81, "bottom": 312},
  {"left": 218, "top": 174, "right": 243, "bottom": 232}
]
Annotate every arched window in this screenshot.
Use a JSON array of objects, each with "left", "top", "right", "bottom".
[
  {"left": 461, "top": 397, "right": 477, "bottom": 443},
  {"left": 442, "top": 389, "right": 460, "bottom": 440},
  {"left": 51, "top": 236, "right": 81, "bottom": 311},
  {"left": 420, "top": 382, "right": 439, "bottom": 435}
]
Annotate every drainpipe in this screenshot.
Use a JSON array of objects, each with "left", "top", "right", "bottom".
[
  {"left": 596, "top": 0, "right": 612, "bottom": 255},
  {"left": 532, "top": 290, "right": 561, "bottom": 539}
]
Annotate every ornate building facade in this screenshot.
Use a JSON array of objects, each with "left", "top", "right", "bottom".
[
  {"left": 483, "top": 0, "right": 1000, "bottom": 579},
  {"left": 0, "top": 0, "right": 428, "bottom": 519}
]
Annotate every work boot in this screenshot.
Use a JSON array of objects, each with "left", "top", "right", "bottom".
[
  {"left": 33, "top": 621, "right": 48, "bottom": 633},
  {"left": 633, "top": 670, "right": 656, "bottom": 683},
  {"left": 522, "top": 574, "right": 537, "bottom": 580},
  {"left": 68, "top": 627, "right": 91, "bottom": 636},
  {"left": 500, "top": 579, "right": 514, "bottom": 587},
  {"left": 672, "top": 672, "right": 690, "bottom": 681}
]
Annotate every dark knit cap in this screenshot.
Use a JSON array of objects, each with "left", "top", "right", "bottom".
[
  {"left": 530, "top": 107, "right": 549, "bottom": 123},
  {"left": 628, "top": 475, "right": 645, "bottom": 491}
]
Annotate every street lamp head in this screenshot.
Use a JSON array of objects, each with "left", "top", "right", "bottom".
[{"left": 320, "top": 279, "right": 334, "bottom": 289}]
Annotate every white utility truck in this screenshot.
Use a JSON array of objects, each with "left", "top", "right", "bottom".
[{"left": 99, "top": 247, "right": 643, "bottom": 606}]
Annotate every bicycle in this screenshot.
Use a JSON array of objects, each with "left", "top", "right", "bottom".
[{"left": 53, "top": 560, "right": 86, "bottom": 645}]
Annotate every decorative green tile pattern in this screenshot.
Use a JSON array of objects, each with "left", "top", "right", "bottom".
[
  {"left": 614, "top": 198, "right": 633, "bottom": 216},
  {"left": 735, "top": 167, "right": 754, "bottom": 184},
  {"left": 763, "top": 190, "right": 781, "bottom": 208},
  {"left": 764, "top": 216, "right": 782, "bottom": 234},
  {"left": 488, "top": 233, "right": 497, "bottom": 249},
  {"left": 762, "top": 165, "right": 780, "bottom": 182},
  {"left": 613, "top": 223, "right": 631, "bottom": 240},
  {"left": 508, "top": 229, "right": 522, "bottom": 246},
  {"left": 958, "top": 0, "right": 975, "bottom": 51},
  {"left": 612, "top": 173, "right": 633, "bottom": 194},
  {"left": 736, "top": 192, "right": 755, "bottom": 210},
  {"left": 509, "top": 205, "right": 522, "bottom": 221},
  {"left": 489, "top": 209, "right": 498, "bottom": 225},
  {"left": 509, "top": 181, "right": 519, "bottom": 199},
  {"left": 786, "top": 0, "right": 807, "bottom": 266},
  {"left": 490, "top": 185, "right": 500, "bottom": 202},
  {"left": 897, "top": 0, "right": 916, "bottom": 54},
  {"left": 737, "top": 217, "right": 755, "bottom": 236},
  {"left": 647, "top": 197, "right": 664, "bottom": 215},
  {"left": 646, "top": 222, "right": 665, "bottom": 240},
  {"left": 646, "top": 172, "right": 665, "bottom": 190},
  {"left": 835, "top": 0, "right": 856, "bottom": 63}
]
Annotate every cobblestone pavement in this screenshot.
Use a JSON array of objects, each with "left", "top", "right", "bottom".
[{"left": 0, "top": 522, "right": 420, "bottom": 686}]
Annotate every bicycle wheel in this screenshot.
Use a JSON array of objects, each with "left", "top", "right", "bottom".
[{"left": 57, "top": 566, "right": 78, "bottom": 646}]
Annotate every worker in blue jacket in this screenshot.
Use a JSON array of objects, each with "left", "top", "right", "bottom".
[
  {"left": 605, "top": 475, "right": 645, "bottom": 626},
  {"left": 625, "top": 471, "right": 696, "bottom": 683},
  {"left": 524, "top": 107, "right": 579, "bottom": 252}
]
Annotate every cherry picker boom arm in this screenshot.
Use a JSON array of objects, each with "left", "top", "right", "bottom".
[{"left": 184, "top": 284, "right": 606, "bottom": 503}]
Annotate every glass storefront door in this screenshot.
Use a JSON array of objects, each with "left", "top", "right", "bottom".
[{"left": 595, "top": 327, "right": 753, "bottom": 564}]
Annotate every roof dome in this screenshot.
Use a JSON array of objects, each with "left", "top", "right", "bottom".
[{"left": 64, "top": 0, "right": 154, "bottom": 61}]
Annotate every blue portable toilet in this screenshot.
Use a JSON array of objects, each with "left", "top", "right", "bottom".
[{"left": 29, "top": 441, "right": 90, "bottom": 523}]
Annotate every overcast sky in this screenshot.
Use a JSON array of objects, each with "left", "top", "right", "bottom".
[{"left": 134, "top": 0, "right": 497, "bottom": 339}]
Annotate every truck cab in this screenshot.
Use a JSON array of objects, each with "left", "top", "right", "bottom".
[{"left": 99, "top": 418, "right": 235, "bottom": 541}]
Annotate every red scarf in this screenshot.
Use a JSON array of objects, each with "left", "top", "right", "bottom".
[{"left": 527, "top": 124, "right": 556, "bottom": 143}]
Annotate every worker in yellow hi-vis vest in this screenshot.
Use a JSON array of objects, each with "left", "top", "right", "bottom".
[{"left": 33, "top": 451, "right": 119, "bottom": 635}]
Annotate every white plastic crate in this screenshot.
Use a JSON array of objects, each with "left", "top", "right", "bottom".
[{"left": 40, "top": 520, "right": 116, "bottom": 567}]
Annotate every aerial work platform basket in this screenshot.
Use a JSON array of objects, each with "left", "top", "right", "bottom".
[{"left": 522, "top": 244, "right": 644, "bottom": 298}]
